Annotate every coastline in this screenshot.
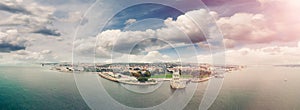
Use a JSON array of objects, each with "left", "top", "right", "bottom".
[
  {"left": 98, "top": 72, "right": 213, "bottom": 86},
  {"left": 98, "top": 72, "right": 159, "bottom": 85}
]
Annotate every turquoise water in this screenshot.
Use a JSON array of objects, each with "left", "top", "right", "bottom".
[
  {"left": 0, "top": 65, "right": 89, "bottom": 110},
  {"left": 1, "top": 65, "right": 300, "bottom": 110},
  {"left": 209, "top": 66, "right": 300, "bottom": 110}
]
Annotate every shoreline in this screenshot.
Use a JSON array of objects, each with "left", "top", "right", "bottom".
[
  {"left": 98, "top": 72, "right": 159, "bottom": 85},
  {"left": 98, "top": 72, "right": 213, "bottom": 86}
]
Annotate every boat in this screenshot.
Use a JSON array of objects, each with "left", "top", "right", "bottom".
[
  {"left": 118, "top": 79, "right": 158, "bottom": 85},
  {"left": 98, "top": 72, "right": 119, "bottom": 82},
  {"left": 191, "top": 77, "right": 211, "bottom": 83},
  {"left": 170, "top": 71, "right": 186, "bottom": 89},
  {"left": 214, "top": 74, "right": 225, "bottom": 78}
]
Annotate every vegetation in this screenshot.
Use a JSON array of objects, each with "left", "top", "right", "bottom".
[
  {"left": 137, "top": 77, "right": 148, "bottom": 82},
  {"left": 150, "top": 73, "right": 192, "bottom": 78},
  {"left": 151, "top": 73, "right": 172, "bottom": 78},
  {"left": 130, "top": 69, "right": 152, "bottom": 82}
]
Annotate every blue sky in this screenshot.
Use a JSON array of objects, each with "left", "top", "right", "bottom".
[
  {"left": 103, "top": 3, "right": 184, "bottom": 31},
  {"left": 101, "top": 3, "right": 206, "bottom": 58},
  {"left": 0, "top": 0, "right": 299, "bottom": 65}
]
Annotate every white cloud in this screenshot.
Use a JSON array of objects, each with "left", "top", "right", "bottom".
[
  {"left": 141, "top": 51, "right": 174, "bottom": 63},
  {"left": 73, "top": 37, "right": 111, "bottom": 59},
  {"left": 71, "top": 9, "right": 224, "bottom": 63},
  {"left": 217, "top": 13, "right": 276, "bottom": 45},
  {"left": 58, "top": 11, "right": 82, "bottom": 23},
  {"left": 12, "top": 49, "right": 56, "bottom": 62},
  {"left": 16, "top": 0, "right": 23, "bottom": 3},
  {"left": 93, "top": 9, "right": 219, "bottom": 56},
  {"left": 196, "top": 54, "right": 213, "bottom": 64},
  {"left": 223, "top": 39, "right": 236, "bottom": 48},
  {"left": 0, "top": 0, "right": 104, "bottom": 64},
  {"left": 181, "top": 45, "right": 300, "bottom": 65},
  {"left": 41, "top": 50, "right": 52, "bottom": 54},
  {"left": 111, "top": 51, "right": 176, "bottom": 63},
  {"left": 163, "top": 9, "right": 217, "bottom": 39},
  {"left": 221, "top": 46, "right": 300, "bottom": 65},
  {"left": 257, "top": 0, "right": 300, "bottom": 42},
  {"left": 0, "top": 0, "right": 60, "bottom": 36},
  {"left": 1, "top": 0, "right": 299, "bottom": 64},
  {"left": 124, "top": 19, "right": 136, "bottom": 25},
  {"left": 0, "top": 29, "right": 31, "bottom": 52}
]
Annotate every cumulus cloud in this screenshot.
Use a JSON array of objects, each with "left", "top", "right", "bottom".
[
  {"left": 223, "top": 39, "right": 236, "bottom": 48},
  {"left": 124, "top": 19, "right": 136, "bottom": 25},
  {"left": 163, "top": 9, "right": 219, "bottom": 42},
  {"left": 52, "top": 2, "right": 300, "bottom": 64},
  {"left": 12, "top": 49, "right": 55, "bottom": 62},
  {"left": 0, "top": 0, "right": 63, "bottom": 62},
  {"left": 56, "top": 11, "right": 82, "bottom": 23},
  {"left": 73, "top": 37, "right": 111, "bottom": 58},
  {"left": 0, "top": 0, "right": 61, "bottom": 36},
  {"left": 0, "top": 0, "right": 30, "bottom": 14},
  {"left": 220, "top": 46, "right": 300, "bottom": 65},
  {"left": 0, "top": 43, "right": 25, "bottom": 52},
  {"left": 111, "top": 51, "right": 176, "bottom": 63},
  {"left": 186, "top": 40, "right": 300, "bottom": 65},
  {"left": 33, "top": 28, "right": 61, "bottom": 36},
  {"left": 215, "top": 0, "right": 300, "bottom": 48},
  {"left": 217, "top": 13, "right": 276, "bottom": 45},
  {"left": 74, "top": 30, "right": 174, "bottom": 61},
  {"left": 93, "top": 9, "right": 219, "bottom": 56},
  {"left": 183, "top": 45, "right": 300, "bottom": 65},
  {"left": 0, "top": 29, "right": 29, "bottom": 52},
  {"left": 70, "top": 9, "right": 224, "bottom": 62}
]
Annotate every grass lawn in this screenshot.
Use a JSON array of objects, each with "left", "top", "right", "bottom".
[
  {"left": 151, "top": 73, "right": 172, "bottom": 78},
  {"left": 151, "top": 73, "right": 193, "bottom": 78},
  {"left": 181, "top": 74, "right": 193, "bottom": 78}
]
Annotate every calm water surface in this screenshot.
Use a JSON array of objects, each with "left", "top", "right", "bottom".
[
  {"left": 209, "top": 66, "right": 300, "bottom": 110},
  {"left": 1, "top": 65, "right": 300, "bottom": 110},
  {"left": 0, "top": 65, "right": 89, "bottom": 110}
]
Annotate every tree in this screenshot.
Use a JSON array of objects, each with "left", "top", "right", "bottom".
[{"left": 130, "top": 69, "right": 151, "bottom": 82}]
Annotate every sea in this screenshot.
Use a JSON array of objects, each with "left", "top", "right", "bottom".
[{"left": 0, "top": 65, "right": 300, "bottom": 110}]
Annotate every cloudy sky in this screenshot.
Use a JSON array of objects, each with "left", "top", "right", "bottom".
[{"left": 0, "top": 0, "right": 299, "bottom": 65}]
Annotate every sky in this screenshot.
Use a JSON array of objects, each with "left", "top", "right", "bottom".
[{"left": 0, "top": 0, "right": 299, "bottom": 65}]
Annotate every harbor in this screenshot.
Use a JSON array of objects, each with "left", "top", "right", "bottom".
[
  {"left": 98, "top": 72, "right": 158, "bottom": 85},
  {"left": 97, "top": 66, "right": 226, "bottom": 89},
  {"left": 44, "top": 62, "right": 244, "bottom": 89}
]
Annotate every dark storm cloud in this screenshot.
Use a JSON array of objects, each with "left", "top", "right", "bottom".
[
  {"left": 0, "top": 3, "right": 31, "bottom": 14},
  {"left": 0, "top": 43, "right": 26, "bottom": 53},
  {"left": 33, "top": 28, "right": 61, "bottom": 36}
]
